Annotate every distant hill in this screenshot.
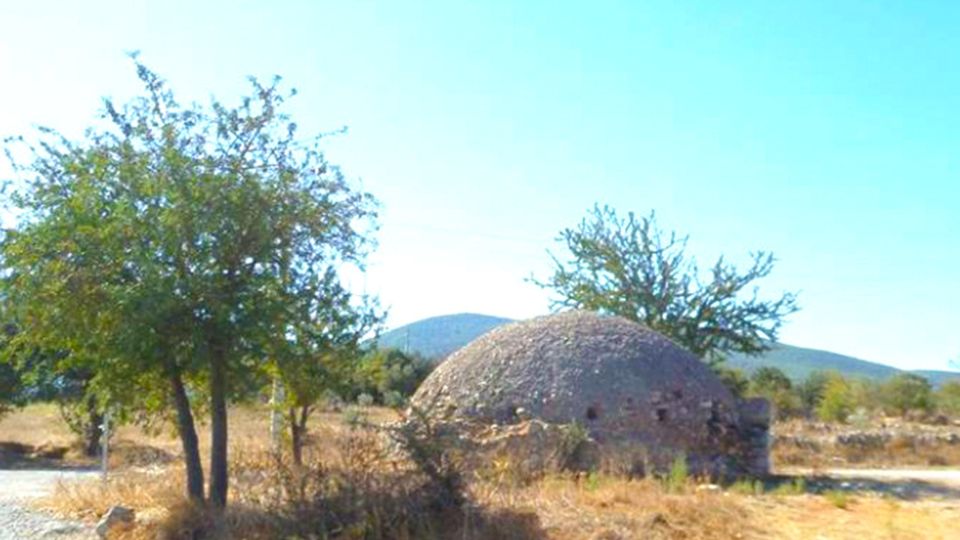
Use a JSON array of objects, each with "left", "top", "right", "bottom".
[
  {"left": 377, "top": 313, "right": 960, "bottom": 385},
  {"left": 375, "top": 313, "right": 513, "bottom": 359},
  {"left": 725, "top": 343, "right": 898, "bottom": 381},
  {"left": 726, "top": 344, "right": 960, "bottom": 386}
]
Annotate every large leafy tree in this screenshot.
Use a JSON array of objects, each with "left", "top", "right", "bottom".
[
  {"left": 1, "top": 58, "right": 376, "bottom": 507},
  {"left": 534, "top": 205, "right": 798, "bottom": 364}
]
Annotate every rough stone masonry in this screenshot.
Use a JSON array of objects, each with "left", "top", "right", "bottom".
[{"left": 411, "top": 310, "right": 770, "bottom": 477}]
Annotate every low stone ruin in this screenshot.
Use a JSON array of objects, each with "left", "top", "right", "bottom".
[{"left": 410, "top": 310, "right": 770, "bottom": 477}]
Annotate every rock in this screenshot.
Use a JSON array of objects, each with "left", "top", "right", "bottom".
[
  {"left": 696, "top": 483, "right": 721, "bottom": 493},
  {"left": 96, "top": 505, "right": 135, "bottom": 538}
]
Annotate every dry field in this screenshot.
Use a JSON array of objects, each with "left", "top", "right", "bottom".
[{"left": 2, "top": 405, "right": 959, "bottom": 539}]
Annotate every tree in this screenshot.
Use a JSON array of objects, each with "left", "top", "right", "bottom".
[
  {"left": 533, "top": 205, "right": 798, "bottom": 365},
  {"left": 748, "top": 366, "right": 801, "bottom": 418},
  {"left": 750, "top": 366, "right": 793, "bottom": 394},
  {"left": 271, "top": 267, "right": 381, "bottom": 465},
  {"left": 713, "top": 366, "right": 749, "bottom": 399},
  {"left": 881, "top": 373, "right": 933, "bottom": 417},
  {"left": 816, "top": 373, "right": 853, "bottom": 423},
  {"left": 936, "top": 380, "right": 960, "bottom": 417},
  {"left": 352, "top": 348, "right": 434, "bottom": 405},
  {"left": 1, "top": 58, "right": 376, "bottom": 507},
  {"left": 797, "top": 370, "right": 830, "bottom": 417}
]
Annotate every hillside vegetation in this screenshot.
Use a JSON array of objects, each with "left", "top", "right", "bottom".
[
  {"left": 380, "top": 313, "right": 960, "bottom": 386},
  {"left": 375, "top": 313, "right": 512, "bottom": 359}
]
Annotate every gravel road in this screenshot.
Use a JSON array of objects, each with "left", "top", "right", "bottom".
[{"left": 0, "top": 470, "right": 99, "bottom": 540}]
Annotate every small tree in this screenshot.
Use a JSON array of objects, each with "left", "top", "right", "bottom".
[
  {"left": 749, "top": 366, "right": 801, "bottom": 418},
  {"left": 936, "top": 380, "right": 960, "bottom": 417},
  {"left": 714, "top": 366, "right": 749, "bottom": 399},
  {"left": 816, "top": 373, "right": 854, "bottom": 423},
  {"left": 352, "top": 348, "right": 434, "bottom": 405},
  {"left": 271, "top": 267, "right": 381, "bottom": 465},
  {"left": 797, "top": 371, "right": 830, "bottom": 418},
  {"left": 881, "top": 373, "right": 933, "bottom": 417},
  {"left": 533, "top": 205, "right": 798, "bottom": 365}
]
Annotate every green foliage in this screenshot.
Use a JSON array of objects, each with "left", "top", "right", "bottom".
[
  {"left": 751, "top": 366, "right": 792, "bottom": 393},
  {"left": 748, "top": 366, "right": 801, "bottom": 418},
  {"left": 728, "top": 478, "right": 764, "bottom": 496},
  {"left": 880, "top": 373, "right": 933, "bottom": 416},
  {"left": 1, "top": 57, "right": 376, "bottom": 505},
  {"left": 816, "top": 373, "right": 854, "bottom": 423},
  {"left": 533, "top": 205, "right": 798, "bottom": 364},
  {"left": 797, "top": 371, "right": 830, "bottom": 417},
  {"left": 935, "top": 380, "right": 960, "bottom": 416},
  {"left": 714, "top": 366, "right": 749, "bottom": 398},
  {"left": 350, "top": 348, "right": 433, "bottom": 405},
  {"left": 662, "top": 453, "right": 689, "bottom": 494},
  {"left": 823, "top": 490, "right": 852, "bottom": 509},
  {"left": 771, "top": 477, "right": 806, "bottom": 496}
]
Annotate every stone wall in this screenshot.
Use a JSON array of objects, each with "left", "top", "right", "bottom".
[{"left": 736, "top": 398, "right": 771, "bottom": 476}]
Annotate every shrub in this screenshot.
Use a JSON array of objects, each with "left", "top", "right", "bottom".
[
  {"left": 771, "top": 477, "right": 806, "bottom": 496},
  {"left": 936, "top": 380, "right": 960, "bottom": 417},
  {"left": 728, "top": 479, "right": 764, "bottom": 496},
  {"left": 662, "top": 453, "right": 689, "bottom": 494},
  {"left": 823, "top": 489, "right": 851, "bottom": 509},
  {"left": 817, "top": 373, "right": 854, "bottom": 423},
  {"left": 881, "top": 373, "right": 933, "bottom": 417}
]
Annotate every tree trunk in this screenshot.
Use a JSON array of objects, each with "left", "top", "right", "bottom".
[
  {"left": 83, "top": 394, "right": 103, "bottom": 458},
  {"left": 208, "top": 350, "right": 229, "bottom": 509},
  {"left": 170, "top": 373, "right": 205, "bottom": 502},
  {"left": 288, "top": 406, "right": 310, "bottom": 466},
  {"left": 288, "top": 408, "right": 303, "bottom": 466}
]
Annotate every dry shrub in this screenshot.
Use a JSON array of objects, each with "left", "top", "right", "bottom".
[
  {"left": 480, "top": 474, "right": 755, "bottom": 540},
  {"left": 149, "top": 417, "right": 542, "bottom": 540}
]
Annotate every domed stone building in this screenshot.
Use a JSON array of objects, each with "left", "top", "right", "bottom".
[{"left": 410, "top": 310, "right": 769, "bottom": 477}]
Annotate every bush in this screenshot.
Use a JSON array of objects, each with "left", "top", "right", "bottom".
[
  {"left": 881, "top": 373, "right": 933, "bottom": 417},
  {"left": 797, "top": 371, "right": 830, "bottom": 417},
  {"left": 817, "top": 373, "right": 854, "bottom": 423},
  {"left": 823, "top": 490, "right": 852, "bottom": 509},
  {"left": 714, "top": 366, "right": 749, "bottom": 398},
  {"left": 662, "top": 453, "right": 689, "bottom": 494},
  {"left": 351, "top": 348, "right": 434, "bottom": 404},
  {"left": 936, "top": 380, "right": 960, "bottom": 416}
]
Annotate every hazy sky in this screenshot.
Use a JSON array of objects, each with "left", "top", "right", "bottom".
[{"left": 1, "top": 1, "right": 958, "bottom": 371}]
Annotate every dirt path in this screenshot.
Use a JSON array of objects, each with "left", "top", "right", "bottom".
[
  {"left": 822, "top": 467, "right": 960, "bottom": 485},
  {"left": 0, "top": 469, "right": 99, "bottom": 539}
]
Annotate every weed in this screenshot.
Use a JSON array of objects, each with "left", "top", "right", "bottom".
[
  {"left": 728, "top": 479, "right": 764, "bottom": 496},
  {"left": 662, "top": 453, "right": 689, "bottom": 493},
  {"left": 823, "top": 489, "right": 852, "bottom": 509},
  {"left": 771, "top": 477, "right": 806, "bottom": 496}
]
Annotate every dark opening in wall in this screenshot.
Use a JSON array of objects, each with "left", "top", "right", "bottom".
[
  {"left": 656, "top": 407, "right": 668, "bottom": 422},
  {"left": 586, "top": 406, "right": 599, "bottom": 421}
]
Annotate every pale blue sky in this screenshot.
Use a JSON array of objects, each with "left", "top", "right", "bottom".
[{"left": 1, "top": 1, "right": 957, "bottom": 370}]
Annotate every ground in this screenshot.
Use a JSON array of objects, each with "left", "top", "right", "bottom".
[{"left": 2, "top": 404, "right": 960, "bottom": 539}]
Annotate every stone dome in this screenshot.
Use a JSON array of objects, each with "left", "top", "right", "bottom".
[{"left": 411, "top": 310, "right": 768, "bottom": 475}]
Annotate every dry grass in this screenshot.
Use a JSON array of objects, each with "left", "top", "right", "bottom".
[
  {"left": 772, "top": 419, "right": 960, "bottom": 469},
  {"left": 9, "top": 405, "right": 960, "bottom": 539}
]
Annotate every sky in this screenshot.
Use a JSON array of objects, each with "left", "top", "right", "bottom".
[{"left": 1, "top": 1, "right": 957, "bottom": 371}]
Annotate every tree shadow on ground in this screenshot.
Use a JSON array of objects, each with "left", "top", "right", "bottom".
[
  {"left": 765, "top": 473, "right": 960, "bottom": 500},
  {"left": 0, "top": 441, "right": 94, "bottom": 471}
]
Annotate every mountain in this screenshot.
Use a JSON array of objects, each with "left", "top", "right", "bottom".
[
  {"left": 377, "top": 313, "right": 960, "bottom": 385},
  {"left": 375, "top": 313, "right": 514, "bottom": 359},
  {"left": 724, "top": 343, "right": 899, "bottom": 381},
  {"left": 725, "top": 344, "right": 960, "bottom": 386}
]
